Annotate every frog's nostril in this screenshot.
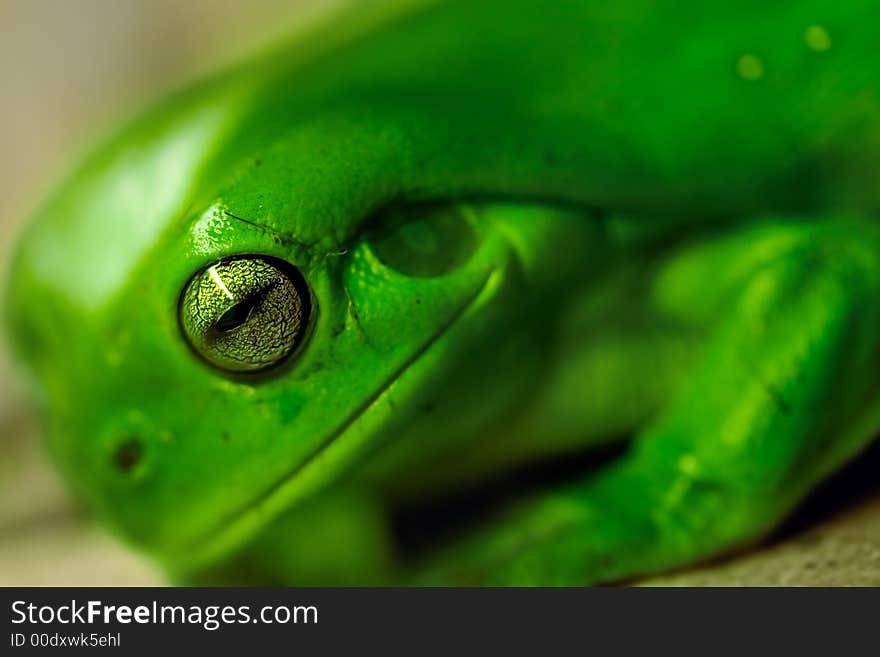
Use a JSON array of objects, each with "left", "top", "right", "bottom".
[{"left": 113, "top": 437, "right": 143, "bottom": 473}]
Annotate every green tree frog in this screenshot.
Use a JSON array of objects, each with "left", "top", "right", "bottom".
[{"left": 5, "top": 0, "right": 880, "bottom": 585}]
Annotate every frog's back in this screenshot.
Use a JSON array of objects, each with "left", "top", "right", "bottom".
[
  {"left": 14, "top": 0, "right": 880, "bottom": 275},
  {"left": 212, "top": 0, "right": 880, "bottom": 222}
]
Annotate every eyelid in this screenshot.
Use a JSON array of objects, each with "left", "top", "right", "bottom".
[{"left": 364, "top": 203, "right": 478, "bottom": 277}]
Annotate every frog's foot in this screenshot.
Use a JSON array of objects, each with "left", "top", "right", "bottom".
[{"left": 408, "top": 217, "right": 880, "bottom": 585}]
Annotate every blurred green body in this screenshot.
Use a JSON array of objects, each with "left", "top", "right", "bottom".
[{"left": 5, "top": 0, "right": 880, "bottom": 584}]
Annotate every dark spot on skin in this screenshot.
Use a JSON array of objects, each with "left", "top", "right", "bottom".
[
  {"left": 415, "top": 298, "right": 422, "bottom": 305},
  {"left": 221, "top": 431, "right": 231, "bottom": 443},
  {"left": 343, "top": 287, "right": 372, "bottom": 345},
  {"left": 277, "top": 392, "right": 307, "bottom": 425},
  {"left": 295, "top": 360, "right": 325, "bottom": 383},
  {"left": 420, "top": 402, "right": 436, "bottom": 414},
  {"left": 685, "top": 475, "right": 729, "bottom": 496},
  {"left": 113, "top": 438, "right": 143, "bottom": 473},
  {"left": 761, "top": 381, "right": 791, "bottom": 416}
]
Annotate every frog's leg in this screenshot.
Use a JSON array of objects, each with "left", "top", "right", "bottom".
[{"left": 410, "top": 218, "right": 880, "bottom": 585}]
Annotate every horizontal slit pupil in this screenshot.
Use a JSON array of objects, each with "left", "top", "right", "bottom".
[
  {"left": 212, "top": 281, "right": 280, "bottom": 333},
  {"left": 215, "top": 298, "right": 258, "bottom": 332}
]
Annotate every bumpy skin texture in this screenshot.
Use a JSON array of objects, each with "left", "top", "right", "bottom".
[{"left": 5, "top": 0, "right": 880, "bottom": 584}]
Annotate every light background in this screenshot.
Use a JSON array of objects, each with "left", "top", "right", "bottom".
[{"left": 0, "top": 0, "right": 877, "bottom": 585}]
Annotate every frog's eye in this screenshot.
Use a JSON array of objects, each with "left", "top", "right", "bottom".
[
  {"left": 179, "top": 255, "right": 311, "bottom": 373},
  {"left": 366, "top": 204, "right": 477, "bottom": 277}
]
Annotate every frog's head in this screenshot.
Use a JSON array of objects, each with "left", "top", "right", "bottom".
[{"left": 4, "top": 66, "right": 601, "bottom": 574}]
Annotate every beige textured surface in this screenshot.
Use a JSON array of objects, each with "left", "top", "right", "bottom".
[{"left": 1, "top": 0, "right": 878, "bottom": 587}]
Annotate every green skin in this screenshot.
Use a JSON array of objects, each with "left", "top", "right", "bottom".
[{"left": 6, "top": 0, "right": 880, "bottom": 584}]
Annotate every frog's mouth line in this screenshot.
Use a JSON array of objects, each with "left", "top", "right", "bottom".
[{"left": 177, "top": 268, "right": 498, "bottom": 572}]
